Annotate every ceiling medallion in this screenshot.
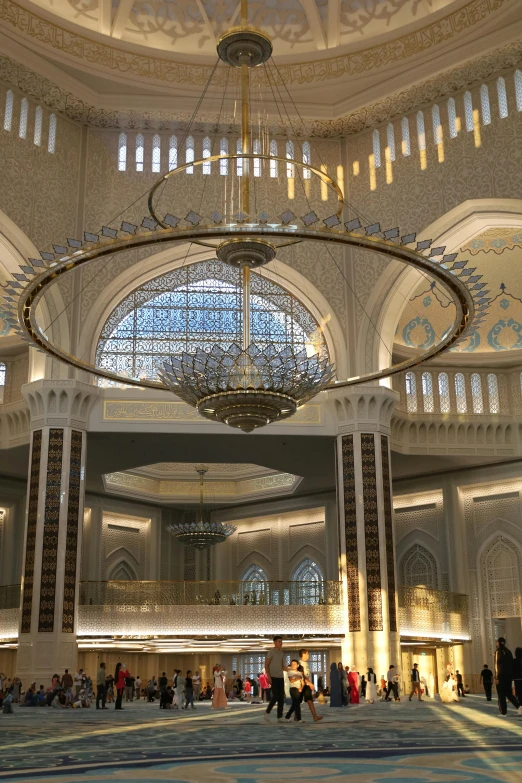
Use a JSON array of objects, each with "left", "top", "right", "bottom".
[
  {"left": 2, "top": 1, "right": 489, "bottom": 432},
  {"left": 166, "top": 466, "right": 236, "bottom": 549}
]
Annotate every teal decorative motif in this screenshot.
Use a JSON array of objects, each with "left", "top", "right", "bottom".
[
  {"left": 451, "top": 329, "right": 481, "bottom": 353},
  {"left": 500, "top": 298, "right": 510, "bottom": 310},
  {"left": 487, "top": 319, "right": 522, "bottom": 351},
  {"left": 423, "top": 296, "right": 432, "bottom": 308},
  {"left": 402, "top": 316, "right": 436, "bottom": 349}
]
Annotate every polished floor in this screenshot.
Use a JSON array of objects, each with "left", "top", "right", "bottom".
[{"left": 1, "top": 695, "right": 521, "bottom": 782}]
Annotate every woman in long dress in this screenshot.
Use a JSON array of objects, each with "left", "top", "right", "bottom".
[
  {"left": 348, "top": 666, "right": 360, "bottom": 704},
  {"left": 366, "top": 668, "right": 377, "bottom": 704},
  {"left": 211, "top": 665, "right": 228, "bottom": 709},
  {"left": 440, "top": 674, "right": 459, "bottom": 703}
]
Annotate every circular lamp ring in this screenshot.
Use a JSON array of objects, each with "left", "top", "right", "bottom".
[{"left": 18, "top": 223, "right": 474, "bottom": 391}]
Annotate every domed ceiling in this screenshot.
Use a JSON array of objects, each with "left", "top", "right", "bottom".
[{"left": 395, "top": 227, "right": 522, "bottom": 355}]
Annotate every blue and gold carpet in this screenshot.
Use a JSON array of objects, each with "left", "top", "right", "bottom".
[{"left": 1, "top": 696, "right": 521, "bottom": 782}]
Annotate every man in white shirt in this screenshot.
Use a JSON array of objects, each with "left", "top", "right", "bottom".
[
  {"left": 298, "top": 649, "right": 323, "bottom": 722},
  {"left": 385, "top": 665, "right": 399, "bottom": 702},
  {"left": 263, "top": 635, "right": 288, "bottom": 723},
  {"left": 74, "top": 669, "right": 83, "bottom": 698}
]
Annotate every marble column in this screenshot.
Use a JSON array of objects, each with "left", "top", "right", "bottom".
[
  {"left": 16, "top": 380, "right": 99, "bottom": 684},
  {"left": 331, "top": 385, "right": 400, "bottom": 679}
]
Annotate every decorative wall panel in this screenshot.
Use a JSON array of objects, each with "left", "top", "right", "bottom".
[
  {"left": 184, "top": 546, "right": 196, "bottom": 581},
  {"left": 381, "top": 435, "right": 397, "bottom": 632},
  {"left": 61, "top": 430, "right": 83, "bottom": 633},
  {"left": 20, "top": 429, "right": 42, "bottom": 634},
  {"left": 237, "top": 529, "right": 272, "bottom": 567},
  {"left": 288, "top": 521, "right": 325, "bottom": 560},
  {"left": 38, "top": 428, "right": 64, "bottom": 633},
  {"left": 342, "top": 434, "right": 360, "bottom": 632},
  {"left": 361, "top": 433, "right": 383, "bottom": 631},
  {"left": 102, "top": 513, "right": 148, "bottom": 580}
]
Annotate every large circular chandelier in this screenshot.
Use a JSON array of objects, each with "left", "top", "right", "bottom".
[{"left": 1, "top": 0, "right": 489, "bottom": 432}]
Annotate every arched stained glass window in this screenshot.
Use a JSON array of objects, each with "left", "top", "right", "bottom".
[
  {"left": 186, "top": 135, "right": 194, "bottom": 174},
  {"left": 497, "top": 77, "right": 508, "bottom": 118},
  {"left": 438, "top": 372, "right": 450, "bottom": 413},
  {"left": 487, "top": 373, "right": 499, "bottom": 414},
  {"left": 464, "top": 92, "right": 474, "bottom": 132},
  {"left": 372, "top": 129, "right": 381, "bottom": 168},
  {"left": 455, "top": 372, "right": 467, "bottom": 413},
  {"left": 422, "top": 371, "right": 434, "bottom": 413},
  {"left": 286, "top": 140, "right": 295, "bottom": 177},
  {"left": 269, "top": 139, "right": 278, "bottom": 177},
  {"left": 401, "top": 117, "right": 410, "bottom": 156},
  {"left": 135, "top": 133, "right": 144, "bottom": 172},
  {"left": 118, "top": 132, "right": 127, "bottom": 171},
  {"left": 386, "top": 123, "right": 396, "bottom": 162},
  {"left": 202, "top": 136, "right": 211, "bottom": 174},
  {"left": 241, "top": 564, "right": 268, "bottom": 604},
  {"left": 48, "top": 114, "right": 56, "bottom": 154},
  {"left": 34, "top": 105, "right": 42, "bottom": 146},
  {"left": 302, "top": 140, "right": 311, "bottom": 178},
  {"left": 220, "top": 137, "right": 228, "bottom": 175},
  {"left": 432, "top": 105, "right": 442, "bottom": 145},
  {"left": 0, "top": 362, "right": 5, "bottom": 404},
  {"left": 480, "top": 84, "right": 491, "bottom": 125},
  {"left": 292, "top": 558, "right": 324, "bottom": 605},
  {"left": 515, "top": 70, "right": 522, "bottom": 112},
  {"left": 152, "top": 134, "right": 161, "bottom": 173},
  {"left": 96, "top": 260, "right": 327, "bottom": 383},
  {"left": 253, "top": 138, "right": 261, "bottom": 177},
  {"left": 405, "top": 372, "right": 417, "bottom": 413},
  {"left": 471, "top": 373, "right": 483, "bottom": 413},
  {"left": 3, "top": 90, "right": 13, "bottom": 132},
  {"left": 169, "top": 135, "right": 177, "bottom": 170},
  {"left": 236, "top": 138, "right": 243, "bottom": 177},
  {"left": 448, "top": 98, "right": 458, "bottom": 138},
  {"left": 416, "top": 111, "right": 426, "bottom": 150},
  {"left": 19, "top": 98, "right": 28, "bottom": 139}
]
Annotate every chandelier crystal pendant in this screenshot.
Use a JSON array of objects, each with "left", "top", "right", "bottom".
[{"left": 166, "top": 466, "right": 236, "bottom": 549}]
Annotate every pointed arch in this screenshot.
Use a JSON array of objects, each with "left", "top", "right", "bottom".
[
  {"left": 399, "top": 543, "right": 439, "bottom": 589},
  {"left": 292, "top": 557, "right": 324, "bottom": 604}
]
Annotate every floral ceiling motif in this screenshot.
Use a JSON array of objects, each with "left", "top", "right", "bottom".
[{"left": 395, "top": 228, "right": 522, "bottom": 354}]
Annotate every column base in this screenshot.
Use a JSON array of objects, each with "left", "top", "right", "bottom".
[{"left": 17, "top": 634, "right": 78, "bottom": 685}]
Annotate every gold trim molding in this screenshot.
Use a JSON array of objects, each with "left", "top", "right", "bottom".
[{"left": 102, "top": 400, "right": 322, "bottom": 425}]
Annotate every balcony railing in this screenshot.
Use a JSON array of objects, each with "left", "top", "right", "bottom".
[
  {"left": 398, "top": 585, "right": 470, "bottom": 639},
  {"left": 79, "top": 579, "right": 342, "bottom": 607}
]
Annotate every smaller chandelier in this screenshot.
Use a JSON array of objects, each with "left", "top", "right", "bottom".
[
  {"left": 159, "top": 341, "right": 335, "bottom": 433},
  {"left": 166, "top": 466, "right": 236, "bottom": 549}
]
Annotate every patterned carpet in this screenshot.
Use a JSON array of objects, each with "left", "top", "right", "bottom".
[{"left": 1, "top": 695, "right": 521, "bottom": 782}]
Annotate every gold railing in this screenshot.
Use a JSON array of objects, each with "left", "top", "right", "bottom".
[
  {"left": 79, "top": 580, "right": 342, "bottom": 607},
  {"left": 398, "top": 585, "right": 470, "bottom": 639},
  {"left": 0, "top": 584, "right": 20, "bottom": 610}
]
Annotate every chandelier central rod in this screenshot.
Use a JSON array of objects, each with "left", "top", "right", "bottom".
[{"left": 240, "top": 0, "right": 252, "bottom": 351}]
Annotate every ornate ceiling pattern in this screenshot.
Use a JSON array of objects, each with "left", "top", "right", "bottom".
[{"left": 395, "top": 228, "right": 522, "bottom": 354}]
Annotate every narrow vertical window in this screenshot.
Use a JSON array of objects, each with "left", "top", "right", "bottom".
[
  {"left": 302, "top": 140, "right": 311, "bottom": 178},
  {"left": 432, "top": 105, "right": 442, "bottom": 144},
  {"left": 487, "top": 373, "right": 499, "bottom": 414},
  {"left": 135, "top": 133, "right": 144, "bottom": 172},
  {"left": 438, "top": 372, "right": 450, "bottom": 413},
  {"left": 0, "top": 362, "right": 5, "bottom": 404},
  {"left": 405, "top": 372, "right": 417, "bottom": 413},
  {"left": 253, "top": 138, "right": 261, "bottom": 177},
  {"left": 455, "top": 372, "right": 467, "bottom": 414},
  {"left": 463, "top": 92, "right": 474, "bottom": 132},
  {"left": 270, "top": 139, "right": 278, "bottom": 177},
  {"left": 118, "top": 132, "right": 127, "bottom": 171},
  {"left": 416, "top": 111, "right": 426, "bottom": 149},
  {"left": 497, "top": 77, "right": 508, "bottom": 118},
  {"left": 471, "top": 373, "right": 483, "bottom": 414},
  {"left": 448, "top": 98, "right": 458, "bottom": 138},
  {"left": 19, "top": 97, "right": 28, "bottom": 139},
  {"left": 186, "top": 135, "right": 194, "bottom": 174},
  {"left": 480, "top": 84, "right": 491, "bottom": 125},
  {"left": 286, "top": 140, "right": 295, "bottom": 177},
  {"left": 422, "top": 371, "right": 434, "bottom": 413},
  {"left": 372, "top": 129, "right": 381, "bottom": 168},
  {"left": 386, "top": 124, "right": 396, "bottom": 162},
  {"left": 152, "top": 133, "right": 161, "bottom": 173},
  {"left": 202, "top": 136, "right": 211, "bottom": 174},
  {"left": 3, "top": 90, "right": 13, "bottom": 131},
  {"left": 401, "top": 117, "right": 410, "bottom": 156},
  {"left": 236, "top": 138, "right": 243, "bottom": 177},
  {"left": 220, "top": 137, "right": 228, "bottom": 175},
  {"left": 48, "top": 113, "right": 56, "bottom": 153},
  {"left": 515, "top": 70, "right": 522, "bottom": 112},
  {"left": 33, "top": 105, "right": 42, "bottom": 146},
  {"left": 169, "top": 135, "right": 177, "bottom": 170}
]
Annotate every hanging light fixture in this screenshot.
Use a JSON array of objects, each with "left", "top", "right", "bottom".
[{"left": 166, "top": 466, "right": 236, "bottom": 549}]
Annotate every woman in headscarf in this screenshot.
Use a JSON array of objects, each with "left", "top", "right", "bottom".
[{"left": 366, "top": 668, "right": 377, "bottom": 704}]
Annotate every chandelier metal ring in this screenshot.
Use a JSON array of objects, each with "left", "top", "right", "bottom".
[
  {"left": 18, "top": 223, "right": 474, "bottom": 391},
  {"left": 147, "top": 153, "right": 345, "bottom": 227}
]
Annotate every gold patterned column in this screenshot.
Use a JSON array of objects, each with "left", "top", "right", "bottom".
[
  {"left": 17, "top": 381, "right": 99, "bottom": 684},
  {"left": 333, "top": 386, "right": 400, "bottom": 678}
]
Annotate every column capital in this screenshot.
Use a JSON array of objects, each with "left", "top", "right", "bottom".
[
  {"left": 328, "top": 384, "right": 399, "bottom": 435},
  {"left": 22, "top": 380, "right": 101, "bottom": 430}
]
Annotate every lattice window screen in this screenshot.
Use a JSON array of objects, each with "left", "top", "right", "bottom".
[
  {"left": 400, "top": 544, "right": 438, "bottom": 589},
  {"left": 483, "top": 536, "right": 521, "bottom": 618},
  {"left": 401, "top": 117, "right": 410, "bottom": 155}
]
